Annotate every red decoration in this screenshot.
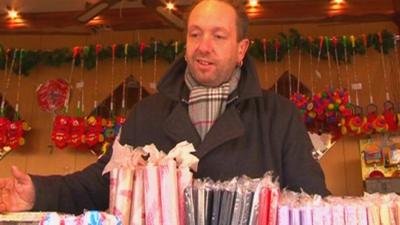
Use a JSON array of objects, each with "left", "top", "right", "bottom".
[
  {"left": 95, "top": 44, "right": 102, "bottom": 55},
  {"left": 383, "top": 101, "right": 397, "bottom": 132},
  {"left": 103, "top": 118, "right": 116, "bottom": 142},
  {"left": 0, "top": 117, "right": 10, "bottom": 148},
  {"left": 51, "top": 115, "right": 71, "bottom": 149},
  {"left": 36, "top": 79, "right": 69, "bottom": 112},
  {"left": 73, "top": 46, "right": 81, "bottom": 59},
  {"left": 85, "top": 116, "right": 105, "bottom": 148},
  {"left": 69, "top": 117, "right": 86, "bottom": 149},
  {"left": 6, "top": 120, "right": 30, "bottom": 150},
  {"left": 139, "top": 42, "right": 146, "bottom": 55}
]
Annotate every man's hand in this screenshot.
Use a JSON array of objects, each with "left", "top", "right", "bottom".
[{"left": 0, "top": 166, "right": 35, "bottom": 212}]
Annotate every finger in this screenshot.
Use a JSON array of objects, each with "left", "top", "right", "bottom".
[
  {"left": 11, "top": 166, "right": 30, "bottom": 184},
  {"left": 0, "top": 188, "right": 9, "bottom": 212},
  {"left": 0, "top": 178, "right": 7, "bottom": 188},
  {"left": 0, "top": 203, "right": 6, "bottom": 212}
]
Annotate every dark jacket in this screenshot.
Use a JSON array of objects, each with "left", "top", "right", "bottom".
[{"left": 31, "top": 55, "right": 329, "bottom": 214}]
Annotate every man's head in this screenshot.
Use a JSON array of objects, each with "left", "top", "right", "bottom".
[{"left": 185, "top": 0, "right": 250, "bottom": 87}]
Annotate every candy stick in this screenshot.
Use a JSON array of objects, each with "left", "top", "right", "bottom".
[
  {"left": 350, "top": 35, "right": 360, "bottom": 106},
  {"left": 263, "top": 38, "right": 268, "bottom": 83},
  {"left": 153, "top": 41, "right": 158, "bottom": 89},
  {"left": 275, "top": 39, "right": 280, "bottom": 94},
  {"left": 297, "top": 38, "right": 302, "bottom": 93},
  {"left": 378, "top": 32, "right": 390, "bottom": 101},
  {"left": 325, "top": 36, "right": 333, "bottom": 88},
  {"left": 287, "top": 38, "right": 292, "bottom": 96}
]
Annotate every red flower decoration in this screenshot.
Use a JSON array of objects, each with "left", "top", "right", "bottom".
[{"left": 36, "top": 79, "right": 69, "bottom": 112}]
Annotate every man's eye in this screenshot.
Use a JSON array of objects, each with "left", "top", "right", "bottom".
[
  {"left": 215, "top": 34, "right": 225, "bottom": 40},
  {"left": 190, "top": 33, "right": 199, "bottom": 38}
]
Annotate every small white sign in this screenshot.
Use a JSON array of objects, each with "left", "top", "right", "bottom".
[
  {"left": 76, "top": 81, "right": 84, "bottom": 89},
  {"left": 315, "top": 70, "right": 322, "bottom": 79},
  {"left": 351, "top": 83, "right": 362, "bottom": 90}
]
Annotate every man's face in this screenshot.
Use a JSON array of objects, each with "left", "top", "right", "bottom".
[{"left": 185, "top": 0, "right": 249, "bottom": 87}]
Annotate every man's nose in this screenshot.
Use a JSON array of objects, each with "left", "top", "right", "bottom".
[{"left": 197, "top": 35, "right": 213, "bottom": 53}]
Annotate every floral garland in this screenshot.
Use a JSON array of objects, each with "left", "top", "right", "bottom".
[{"left": 0, "top": 29, "right": 395, "bottom": 75}]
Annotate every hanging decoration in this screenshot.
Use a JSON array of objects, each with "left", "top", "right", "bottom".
[
  {"left": 69, "top": 46, "right": 87, "bottom": 149},
  {"left": 36, "top": 79, "right": 70, "bottom": 113},
  {"left": 50, "top": 46, "right": 79, "bottom": 149},
  {"left": 85, "top": 44, "right": 105, "bottom": 150},
  {"left": 274, "top": 39, "right": 280, "bottom": 93},
  {"left": 0, "top": 49, "right": 31, "bottom": 159},
  {"left": 262, "top": 38, "right": 268, "bottom": 83},
  {"left": 0, "top": 29, "right": 395, "bottom": 75},
  {"left": 7, "top": 49, "right": 31, "bottom": 150}
]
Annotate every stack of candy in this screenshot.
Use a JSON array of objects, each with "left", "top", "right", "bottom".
[
  {"left": 39, "top": 211, "right": 121, "bottom": 225},
  {"left": 102, "top": 138, "right": 199, "bottom": 225},
  {"left": 183, "top": 174, "right": 280, "bottom": 225},
  {"left": 278, "top": 191, "right": 400, "bottom": 225}
]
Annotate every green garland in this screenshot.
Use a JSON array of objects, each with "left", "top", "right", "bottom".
[{"left": 0, "top": 29, "right": 395, "bottom": 75}]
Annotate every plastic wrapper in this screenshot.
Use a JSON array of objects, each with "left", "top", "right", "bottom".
[
  {"left": 62, "top": 214, "right": 83, "bottom": 225},
  {"left": 211, "top": 182, "right": 222, "bottom": 225},
  {"left": 40, "top": 212, "right": 61, "bottom": 225},
  {"left": 311, "top": 205, "right": 323, "bottom": 225},
  {"left": 231, "top": 179, "right": 245, "bottom": 225},
  {"left": 167, "top": 141, "right": 199, "bottom": 172},
  {"left": 103, "top": 135, "right": 145, "bottom": 175},
  {"left": 108, "top": 169, "right": 118, "bottom": 214},
  {"left": 197, "top": 180, "right": 206, "bottom": 225},
  {"left": 395, "top": 201, "right": 400, "bottom": 225},
  {"left": 322, "top": 204, "right": 332, "bottom": 225},
  {"left": 178, "top": 167, "right": 193, "bottom": 225},
  {"left": 300, "top": 206, "right": 312, "bottom": 225},
  {"left": 255, "top": 173, "right": 280, "bottom": 225},
  {"left": 368, "top": 204, "right": 381, "bottom": 225},
  {"left": 357, "top": 205, "right": 368, "bottom": 225},
  {"left": 268, "top": 187, "right": 280, "bottom": 225},
  {"left": 257, "top": 187, "right": 270, "bottom": 225},
  {"left": 103, "top": 135, "right": 146, "bottom": 217},
  {"left": 184, "top": 185, "right": 196, "bottom": 225},
  {"left": 218, "top": 178, "right": 237, "bottom": 225},
  {"left": 290, "top": 207, "right": 300, "bottom": 225},
  {"left": 277, "top": 205, "right": 289, "bottom": 225},
  {"left": 239, "top": 178, "right": 257, "bottom": 225},
  {"left": 159, "top": 159, "right": 179, "bottom": 225},
  {"left": 248, "top": 180, "right": 263, "bottom": 225},
  {"left": 130, "top": 167, "right": 145, "bottom": 225},
  {"left": 344, "top": 204, "right": 357, "bottom": 225},
  {"left": 332, "top": 204, "right": 345, "bottom": 225},
  {"left": 144, "top": 163, "right": 162, "bottom": 225},
  {"left": 113, "top": 168, "right": 134, "bottom": 225},
  {"left": 39, "top": 211, "right": 121, "bottom": 225},
  {"left": 380, "top": 204, "right": 392, "bottom": 225},
  {"left": 204, "top": 181, "right": 214, "bottom": 225}
]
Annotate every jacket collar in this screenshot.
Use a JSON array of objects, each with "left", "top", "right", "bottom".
[{"left": 157, "top": 54, "right": 263, "bottom": 102}]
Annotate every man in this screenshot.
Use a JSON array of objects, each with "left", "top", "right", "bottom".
[{"left": 0, "top": 0, "right": 329, "bottom": 215}]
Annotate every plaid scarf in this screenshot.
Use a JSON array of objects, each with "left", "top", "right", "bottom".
[{"left": 185, "top": 68, "right": 241, "bottom": 140}]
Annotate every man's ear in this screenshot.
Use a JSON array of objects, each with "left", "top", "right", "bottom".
[{"left": 238, "top": 38, "right": 250, "bottom": 62}]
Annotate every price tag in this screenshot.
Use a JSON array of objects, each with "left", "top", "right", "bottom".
[{"left": 351, "top": 83, "right": 362, "bottom": 90}]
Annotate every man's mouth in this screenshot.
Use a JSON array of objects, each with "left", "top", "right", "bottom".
[{"left": 196, "top": 59, "right": 213, "bottom": 66}]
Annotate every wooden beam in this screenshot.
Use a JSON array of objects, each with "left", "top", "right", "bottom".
[
  {"left": 142, "top": 0, "right": 185, "bottom": 30},
  {"left": 0, "top": 0, "right": 397, "bottom": 34}
]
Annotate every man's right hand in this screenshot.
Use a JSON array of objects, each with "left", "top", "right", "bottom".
[{"left": 0, "top": 166, "right": 35, "bottom": 212}]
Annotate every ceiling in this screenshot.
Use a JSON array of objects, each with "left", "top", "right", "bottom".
[{"left": 0, "top": 0, "right": 399, "bottom": 35}]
